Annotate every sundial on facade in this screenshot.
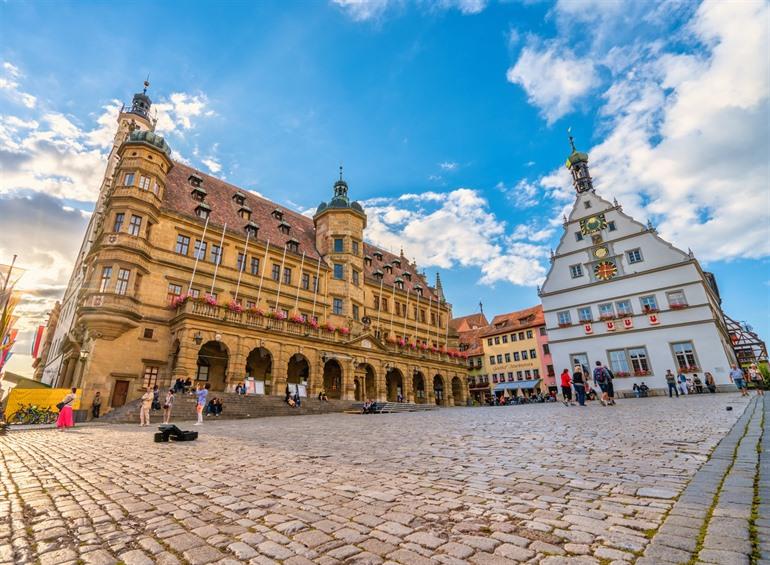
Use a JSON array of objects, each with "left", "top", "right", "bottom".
[
  {"left": 580, "top": 213, "right": 607, "bottom": 235},
  {"left": 593, "top": 246, "right": 609, "bottom": 259},
  {"left": 594, "top": 260, "right": 618, "bottom": 280}
]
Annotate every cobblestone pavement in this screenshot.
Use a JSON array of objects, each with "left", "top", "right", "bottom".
[{"left": 0, "top": 393, "right": 757, "bottom": 565}]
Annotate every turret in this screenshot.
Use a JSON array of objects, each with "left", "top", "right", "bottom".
[{"left": 565, "top": 132, "right": 594, "bottom": 194}]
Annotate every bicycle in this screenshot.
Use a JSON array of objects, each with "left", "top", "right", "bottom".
[{"left": 8, "top": 404, "right": 58, "bottom": 425}]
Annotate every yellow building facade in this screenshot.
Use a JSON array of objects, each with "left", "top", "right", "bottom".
[{"left": 39, "top": 85, "right": 468, "bottom": 413}]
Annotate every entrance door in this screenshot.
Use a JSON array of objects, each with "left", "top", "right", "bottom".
[{"left": 111, "top": 380, "right": 129, "bottom": 408}]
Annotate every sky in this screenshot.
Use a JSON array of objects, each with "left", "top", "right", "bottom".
[{"left": 1, "top": 0, "right": 768, "bottom": 377}]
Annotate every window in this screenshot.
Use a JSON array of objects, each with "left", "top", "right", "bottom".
[
  {"left": 196, "top": 205, "right": 210, "bottom": 219},
  {"left": 521, "top": 350, "right": 528, "bottom": 360},
  {"left": 245, "top": 222, "right": 258, "bottom": 237},
  {"left": 518, "top": 331, "right": 525, "bottom": 340},
  {"left": 507, "top": 372, "right": 513, "bottom": 381},
  {"left": 334, "top": 238, "right": 344, "bottom": 253},
  {"left": 167, "top": 283, "right": 182, "bottom": 303},
  {"left": 99, "top": 267, "right": 113, "bottom": 292},
  {"left": 333, "top": 263, "right": 344, "bottom": 280},
  {"left": 628, "top": 347, "right": 650, "bottom": 373},
  {"left": 584, "top": 200, "right": 592, "bottom": 209},
  {"left": 143, "top": 328, "right": 154, "bottom": 339},
  {"left": 237, "top": 253, "right": 246, "bottom": 272},
  {"left": 608, "top": 221, "right": 617, "bottom": 231},
  {"left": 640, "top": 295, "right": 658, "bottom": 313},
  {"left": 176, "top": 235, "right": 190, "bottom": 255},
  {"left": 578, "top": 307, "right": 592, "bottom": 322},
  {"left": 189, "top": 288, "right": 200, "bottom": 298},
  {"left": 570, "top": 264, "right": 584, "bottom": 278},
  {"left": 627, "top": 248, "right": 643, "bottom": 264},
  {"left": 246, "top": 301, "right": 256, "bottom": 309},
  {"left": 250, "top": 257, "right": 260, "bottom": 275},
  {"left": 333, "top": 298, "right": 343, "bottom": 315},
  {"left": 494, "top": 337, "right": 500, "bottom": 345},
  {"left": 616, "top": 299, "right": 633, "bottom": 317},
  {"left": 128, "top": 215, "right": 142, "bottom": 236},
  {"left": 142, "top": 366, "right": 159, "bottom": 389},
  {"left": 517, "top": 371, "right": 523, "bottom": 380},
  {"left": 113, "top": 213, "right": 125, "bottom": 233},
  {"left": 239, "top": 208, "right": 251, "bottom": 220},
  {"left": 352, "top": 271, "right": 359, "bottom": 286},
  {"left": 667, "top": 290, "right": 688, "bottom": 308},
  {"left": 352, "top": 304, "right": 360, "bottom": 321},
  {"left": 489, "top": 356, "right": 495, "bottom": 365},
  {"left": 116, "top": 269, "right": 130, "bottom": 295},
  {"left": 526, "top": 330, "right": 533, "bottom": 339},
  {"left": 608, "top": 349, "right": 631, "bottom": 374},
  {"left": 672, "top": 341, "right": 699, "bottom": 370},
  {"left": 384, "top": 265, "right": 393, "bottom": 274},
  {"left": 283, "top": 267, "right": 292, "bottom": 285},
  {"left": 487, "top": 338, "right": 493, "bottom": 346},
  {"left": 524, "top": 370, "right": 531, "bottom": 378},
  {"left": 196, "top": 363, "right": 209, "bottom": 381},
  {"left": 271, "top": 264, "right": 280, "bottom": 281},
  {"left": 210, "top": 245, "right": 222, "bottom": 265},
  {"left": 502, "top": 335, "right": 508, "bottom": 343},
  {"left": 194, "top": 240, "right": 207, "bottom": 260},
  {"left": 138, "top": 175, "right": 151, "bottom": 190},
  {"left": 287, "top": 240, "right": 299, "bottom": 253},
  {"left": 513, "top": 352, "right": 520, "bottom": 361},
  {"left": 313, "top": 276, "right": 319, "bottom": 292},
  {"left": 301, "top": 273, "right": 310, "bottom": 290},
  {"left": 575, "top": 232, "right": 584, "bottom": 241},
  {"left": 529, "top": 349, "right": 537, "bottom": 359},
  {"left": 124, "top": 172, "right": 135, "bottom": 186},
  {"left": 511, "top": 334, "right": 517, "bottom": 342},
  {"left": 539, "top": 327, "right": 547, "bottom": 336},
  {"left": 543, "top": 344, "right": 550, "bottom": 355},
  {"left": 492, "top": 374, "right": 498, "bottom": 383},
  {"left": 504, "top": 353, "right": 511, "bottom": 362},
  {"left": 352, "top": 241, "right": 359, "bottom": 255},
  {"left": 598, "top": 303, "right": 615, "bottom": 319}
]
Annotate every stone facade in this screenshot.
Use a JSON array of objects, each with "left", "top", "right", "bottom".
[{"left": 37, "top": 86, "right": 467, "bottom": 414}]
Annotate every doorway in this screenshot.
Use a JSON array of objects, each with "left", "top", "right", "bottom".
[{"left": 111, "top": 380, "right": 129, "bottom": 408}]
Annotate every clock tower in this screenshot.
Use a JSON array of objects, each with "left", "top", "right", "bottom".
[{"left": 539, "top": 137, "right": 737, "bottom": 396}]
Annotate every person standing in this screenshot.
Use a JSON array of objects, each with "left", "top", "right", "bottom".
[
  {"left": 676, "top": 371, "right": 689, "bottom": 395},
  {"left": 139, "top": 388, "right": 153, "bottom": 426},
  {"left": 593, "top": 361, "right": 614, "bottom": 406},
  {"left": 151, "top": 385, "right": 160, "bottom": 411},
  {"left": 572, "top": 360, "right": 587, "bottom": 407},
  {"left": 748, "top": 364, "right": 764, "bottom": 396},
  {"left": 665, "top": 370, "right": 679, "bottom": 398},
  {"left": 91, "top": 391, "right": 102, "bottom": 419},
  {"left": 729, "top": 365, "right": 748, "bottom": 396},
  {"left": 705, "top": 372, "right": 717, "bottom": 393},
  {"left": 560, "top": 368, "right": 574, "bottom": 406},
  {"left": 162, "top": 388, "right": 175, "bottom": 424},
  {"left": 195, "top": 383, "right": 210, "bottom": 425},
  {"left": 56, "top": 387, "right": 77, "bottom": 431}
]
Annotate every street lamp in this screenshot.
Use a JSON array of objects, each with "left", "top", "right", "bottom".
[{"left": 193, "top": 332, "right": 203, "bottom": 345}]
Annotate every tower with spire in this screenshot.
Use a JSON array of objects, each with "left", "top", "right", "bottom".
[{"left": 539, "top": 134, "right": 737, "bottom": 396}]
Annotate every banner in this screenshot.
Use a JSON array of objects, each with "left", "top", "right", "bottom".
[{"left": 4, "top": 388, "right": 82, "bottom": 419}]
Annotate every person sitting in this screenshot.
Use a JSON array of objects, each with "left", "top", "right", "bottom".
[
  {"left": 293, "top": 391, "right": 301, "bottom": 408},
  {"left": 287, "top": 396, "right": 296, "bottom": 407},
  {"left": 633, "top": 383, "right": 641, "bottom": 398},
  {"left": 587, "top": 387, "right": 597, "bottom": 401},
  {"left": 692, "top": 374, "right": 704, "bottom": 394},
  {"left": 318, "top": 390, "right": 329, "bottom": 402},
  {"left": 639, "top": 382, "right": 650, "bottom": 397},
  {"left": 705, "top": 372, "right": 717, "bottom": 393},
  {"left": 235, "top": 383, "right": 242, "bottom": 395},
  {"left": 362, "top": 400, "right": 371, "bottom": 414},
  {"left": 183, "top": 377, "right": 192, "bottom": 393},
  {"left": 206, "top": 397, "right": 222, "bottom": 417}
]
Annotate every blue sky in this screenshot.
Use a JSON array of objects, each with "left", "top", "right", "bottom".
[{"left": 1, "top": 0, "right": 768, "bottom": 376}]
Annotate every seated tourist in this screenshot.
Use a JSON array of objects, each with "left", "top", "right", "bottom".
[
  {"left": 639, "top": 382, "right": 650, "bottom": 397},
  {"left": 362, "top": 400, "right": 371, "bottom": 414},
  {"left": 692, "top": 374, "right": 703, "bottom": 394}
]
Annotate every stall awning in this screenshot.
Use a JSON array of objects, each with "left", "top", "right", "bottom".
[{"left": 494, "top": 379, "right": 541, "bottom": 392}]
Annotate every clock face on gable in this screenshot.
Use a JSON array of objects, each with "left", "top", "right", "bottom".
[
  {"left": 580, "top": 213, "right": 608, "bottom": 235},
  {"left": 594, "top": 261, "right": 618, "bottom": 280}
]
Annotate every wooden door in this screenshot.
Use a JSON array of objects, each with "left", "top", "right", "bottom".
[{"left": 111, "top": 380, "right": 129, "bottom": 407}]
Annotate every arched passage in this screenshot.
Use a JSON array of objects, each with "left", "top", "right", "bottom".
[
  {"left": 386, "top": 368, "right": 404, "bottom": 402},
  {"left": 197, "top": 341, "right": 229, "bottom": 392},
  {"left": 287, "top": 353, "right": 310, "bottom": 397},
  {"left": 413, "top": 372, "right": 426, "bottom": 404},
  {"left": 246, "top": 346, "right": 272, "bottom": 395},
  {"left": 322, "top": 359, "right": 343, "bottom": 399},
  {"left": 355, "top": 364, "right": 377, "bottom": 401},
  {"left": 451, "top": 376, "right": 464, "bottom": 406},
  {"left": 433, "top": 374, "right": 445, "bottom": 406}
]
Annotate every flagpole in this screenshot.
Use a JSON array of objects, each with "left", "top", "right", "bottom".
[
  {"left": 209, "top": 223, "right": 227, "bottom": 296},
  {"left": 427, "top": 294, "right": 433, "bottom": 347},
  {"left": 293, "top": 251, "right": 306, "bottom": 314},
  {"left": 375, "top": 276, "right": 384, "bottom": 336},
  {"left": 402, "top": 287, "right": 410, "bottom": 340},
  {"left": 310, "top": 257, "right": 322, "bottom": 322},
  {"left": 233, "top": 230, "right": 251, "bottom": 302},
  {"left": 273, "top": 244, "right": 288, "bottom": 313},
  {"left": 389, "top": 282, "right": 396, "bottom": 339},
  {"left": 187, "top": 217, "right": 209, "bottom": 294},
  {"left": 255, "top": 239, "right": 270, "bottom": 308},
  {"left": 444, "top": 302, "right": 450, "bottom": 347}
]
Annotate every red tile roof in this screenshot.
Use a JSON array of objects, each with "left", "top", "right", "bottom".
[
  {"left": 480, "top": 305, "right": 544, "bottom": 337},
  {"left": 458, "top": 326, "right": 486, "bottom": 356},
  {"left": 163, "top": 162, "right": 438, "bottom": 299},
  {"left": 450, "top": 312, "right": 489, "bottom": 333}
]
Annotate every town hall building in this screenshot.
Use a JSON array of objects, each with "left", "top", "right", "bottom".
[{"left": 540, "top": 138, "right": 737, "bottom": 395}]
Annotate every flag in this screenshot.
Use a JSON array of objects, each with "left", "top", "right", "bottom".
[{"left": 31, "top": 325, "right": 45, "bottom": 358}]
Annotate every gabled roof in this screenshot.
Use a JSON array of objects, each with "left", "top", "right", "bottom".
[
  {"left": 450, "top": 312, "right": 489, "bottom": 333},
  {"left": 480, "top": 305, "right": 544, "bottom": 337},
  {"left": 458, "top": 326, "right": 487, "bottom": 356}
]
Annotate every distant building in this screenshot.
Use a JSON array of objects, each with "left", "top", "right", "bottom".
[
  {"left": 453, "top": 312, "right": 489, "bottom": 404},
  {"left": 540, "top": 138, "right": 737, "bottom": 395}
]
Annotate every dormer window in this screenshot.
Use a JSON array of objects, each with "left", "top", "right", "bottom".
[
  {"left": 195, "top": 203, "right": 211, "bottom": 219},
  {"left": 414, "top": 285, "right": 423, "bottom": 297},
  {"left": 191, "top": 186, "right": 207, "bottom": 202},
  {"left": 286, "top": 238, "right": 300, "bottom": 253},
  {"left": 364, "top": 255, "right": 372, "bottom": 266},
  {"left": 272, "top": 208, "right": 284, "bottom": 220},
  {"left": 238, "top": 205, "right": 252, "bottom": 220},
  {"left": 233, "top": 192, "right": 246, "bottom": 206},
  {"left": 392, "top": 259, "right": 401, "bottom": 268},
  {"left": 384, "top": 265, "right": 393, "bottom": 274},
  {"left": 188, "top": 173, "right": 203, "bottom": 188},
  {"left": 244, "top": 221, "right": 259, "bottom": 238},
  {"left": 395, "top": 277, "right": 404, "bottom": 290},
  {"left": 278, "top": 220, "right": 291, "bottom": 235},
  {"left": 373, "top": 269, "right": 384, "bottom": 279},
  {"left": 403, "top": 272, "right": 412, "bottom": 281},
  {"left": 373, "top": 251, "right": 383, "bottom": 261}
]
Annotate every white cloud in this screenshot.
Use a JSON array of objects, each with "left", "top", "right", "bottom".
[
  {"left": 507, "top": 42, "right": 598, "bottom": 124},
  {"left": 332, "top": 0, "right": 488, "bottom": 21},
  {"left": 435, "top": 0, "right": 488, "bottom": 15},
  {"left": 202, "top": 157, "right": 222, "bottom": 174},
  {"left": 498, "top": 179, "right": 540, "bottom": 209},
  {"left": 331, "top": 0, "right": 394, "bottom": 21},
  {"left": 363, "top": 187, "right": 547, "bottom": 287},
  {"left": 0, "top": 61, "right": 37, "bottom": 108},
  {"left": 439, "top": 161, "right": 459, "bottom": 171},
  {"left": 154, "top": 92, "right": 213, "bottom": 136}
]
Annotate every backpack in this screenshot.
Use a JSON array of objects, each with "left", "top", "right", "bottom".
[{"left": 594, "top": 367, "right": 609, "bottom": 384}]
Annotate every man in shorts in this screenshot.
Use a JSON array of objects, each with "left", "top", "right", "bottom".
[
  {"left": 593, "top": 361, "right": 616, "bottom": 406},
  {"left": 729, "top": 365, "right": 748, "bottom": 396}
]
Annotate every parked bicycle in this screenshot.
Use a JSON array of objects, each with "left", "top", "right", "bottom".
[{"left": 7, "top": 404, "right": 58, "bottom": 425}]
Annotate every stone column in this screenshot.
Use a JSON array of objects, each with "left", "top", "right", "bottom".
[
  {"left": 227, "top": 338, "right": 248, "bottom": 393},
  {"left": 342, "top": 358, "right": 356, "bottom": 400},
  {"left": 307, "top": 349, "right": 322, "bottom": 398},
  {"left": 271, "top": 345, "right": 288, "bottom": 397},
  {"left": 173, "top": 330, "right": 200, "bottom": 379},
  {"left": 402, "top": 367, "right": 413, "bottom": 403}
]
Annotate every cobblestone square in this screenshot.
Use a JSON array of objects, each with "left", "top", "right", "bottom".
[{"left": 0, "top": 394, "right": 762, "bottom": 564}]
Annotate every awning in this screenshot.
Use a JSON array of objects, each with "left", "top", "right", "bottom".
[{"left": 494, "top": 379, "right": 541, "bottom": 392}]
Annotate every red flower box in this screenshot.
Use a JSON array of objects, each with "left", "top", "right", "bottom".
[
  {"left": 558, "top": 322, "right": 572, "bottom": 328},
  {"left": 670, "top": 304, "right": 688, "bottom": 310}
]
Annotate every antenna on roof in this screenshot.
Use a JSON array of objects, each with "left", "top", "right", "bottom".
[
  {"left": 479, "top": 301, "right": 483, "bottom": 314},
  {"left": 567, "top": 126, "right": 576, "bottom": 152},
  {"left": 143, "top": 74, "right": 150, "bottom": 94},
  {"left": 339, "top": 163, "right": 343, "bottom": 181}
]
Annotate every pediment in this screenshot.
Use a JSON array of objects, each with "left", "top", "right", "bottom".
[{"left": 348, "top": 332, "right": 388, "bottom": 351}]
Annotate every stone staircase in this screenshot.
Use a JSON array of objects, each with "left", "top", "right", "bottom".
[
  {"left": 349, "top": 402, "right": 439, "bottom": 414},
  {"left": 100, "top": 393, "right": 356, "bottom": 424}
]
